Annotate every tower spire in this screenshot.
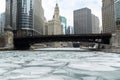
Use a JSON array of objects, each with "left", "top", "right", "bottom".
[{"left": 53, "top": 2, "right": 60, "bottom": 21}]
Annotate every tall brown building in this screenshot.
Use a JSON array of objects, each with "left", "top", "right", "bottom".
[{"left": 102, "top": 0, "right": 116, "bottom": 33}]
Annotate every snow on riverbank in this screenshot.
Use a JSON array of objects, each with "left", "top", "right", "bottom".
[{"left": 34, "top": 48, "right": 86, "bottom": 51}]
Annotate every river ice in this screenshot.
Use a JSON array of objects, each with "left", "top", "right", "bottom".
[{"left": 0, "top": 48, "right": 120, "bottom": 80}]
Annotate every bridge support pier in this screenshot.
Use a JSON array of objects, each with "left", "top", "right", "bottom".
[
  {"left": 3, "top": 25, "right": 14, "bottom": 50},
  {"left": 97, "top": 44, "right": 111, "bottom": 50},
  {"left": 111, "top": 30, "right": 120, "bottom": 49}
]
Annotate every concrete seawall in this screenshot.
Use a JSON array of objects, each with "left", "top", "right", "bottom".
[
  {"left": 102, "top": 48, "right": 120, "bottom": 54},
  {"left": 0, "top": 47, "right": 14, "bottom": 51},
  {"left": 0, "top": 36, "right": 5, "bottom": 47}
]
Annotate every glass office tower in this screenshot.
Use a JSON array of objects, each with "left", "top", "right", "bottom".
[
  {"left": 17, "top": 0, "right": 33, "bottom": 29},
  {"left": 60, "top": 16, "right": 67, "bottom": 34},
  {"left": 6, "top": 0, "right": 44, "bottom": 34},
  {"left": 115, "top": 0, "right": 120, "bottom": 29}
]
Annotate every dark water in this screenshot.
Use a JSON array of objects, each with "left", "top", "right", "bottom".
[{"left": 0, "top": 48, "right": 120, "bottom": 80}]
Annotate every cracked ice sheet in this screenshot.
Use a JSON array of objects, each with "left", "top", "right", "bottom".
[
  {"left": 0, "top": 68, "right": 7, "bottom": 75},
  {"left": 0, "top": 63, "right": 21, "bottom": 68},
  {"left": 26, "top": 60, "right": 64, "bottom": 66},
  {"left": 8, "top": 75, "right": 70, "bottom": 80},
  {"left": 11, "top": 67, "right": 52, "bottom": 75},
  {"left": 68, "top": 62, "right": 116, "bottom": 71},
  {"left": 2, "top": 67, "right": 53, "bottom": 80}
]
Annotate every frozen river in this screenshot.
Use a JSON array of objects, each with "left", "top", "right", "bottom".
[{"left": 0, "top": 48, "right": 120, "bottom": 80}]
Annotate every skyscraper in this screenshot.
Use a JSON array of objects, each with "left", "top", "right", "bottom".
[
  {"left": 115, "top": 0, "right": 120, "bottom": 30},
  {"left": 74, "top": 8, "right": 92, "bottom": 34},
  {"left": 0, "top": 13, "right": 5, "bottom": 34},
  {"left": 44, "top": 3, "right": 63, "bottom": 48},
  {"left": 60, "top": 16, "right": 67, "bottom": 34},
  {"left": 5, "top": 0, "right": 44, "bottom": 35},
  {"left": 47, "top": 3, "right": 62, "bottom": 35},
  {"left": 92, "top": 14, "right": 100, "bottom": 33},
  {"left": 0, "top": 14, "right": 1, "bottom": 34},
  {"left": 113, "top": 0, "right": 120, "bottom": 47},
  {"left": 17, "top": 0, "right": 33, "bottom": 29},
  {"left": 66, "top": 26, "right": 74, "bottom": 34},
  {"left": 102, "top": 0, "right": 115, "bottom": 33},
  {"left": 5, "top": 0, "right": 12, "bottom": 27},
  {"left": 33, "top": 0, "right": 44, "bottom": 34}
]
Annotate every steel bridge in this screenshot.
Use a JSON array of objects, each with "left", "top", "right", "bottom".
[{"left": 13, "top": 30, "right": 112, "bottom": 49}]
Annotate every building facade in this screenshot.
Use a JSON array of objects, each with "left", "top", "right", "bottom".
[
  {"left": 17, "top": 0, "right": 33, "bottom": 29},
  {"left": 60, "top": 16, "right": 67, "bottom": 34},
  {"left": 5, "top": 0, "right": 44, "bottom": 35},
  {"left": 102, "top": 0, "right": 115, "bottom": 33},
  {"left": 43, "top": 3, "right": 63, "bottom": 48},
  {"left": 5, "top": 0, "right": 12, "bottom": 27},
  {"left": 115, "top": 0, "right": 120, "bottom": 30},
  {"left": 0, "top": 13, "right": 5, "bottom": 34},
  {"left": 47, "top": 3, "right": 63, "bottom": 35},
  {"left": 33, "top": 0, "right": 44, "bottom": 34},
  {"left": 92, "top": 14, "right": 100, "bottom": 33},
  {"left": 74, "top": 8, "right": 92, "bottom": 34},
  {"left": 66, "top": 26, "right": 74, "bottom": 34},
  {"left": 114, "top": 0, "right": 120, "bottom": 47},
  {"left": 0, "top": 14, "right": 2, "bottom": 34}
]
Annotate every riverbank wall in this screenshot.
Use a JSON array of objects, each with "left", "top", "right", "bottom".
[{"left": 102, "top": 48, "right": 120, "bottom": 54}]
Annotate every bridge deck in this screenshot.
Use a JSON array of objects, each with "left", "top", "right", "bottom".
[{"left": 14, "top": 34, "right": 112, "bottom": 49}]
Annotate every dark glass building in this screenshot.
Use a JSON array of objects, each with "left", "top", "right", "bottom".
[{"left": 5, "top": 0, "right": 44, "bottom": 35}]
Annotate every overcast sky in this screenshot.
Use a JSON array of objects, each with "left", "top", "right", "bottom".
[{"left": 0, "top": 0, "right": 102, "bottom": 26}]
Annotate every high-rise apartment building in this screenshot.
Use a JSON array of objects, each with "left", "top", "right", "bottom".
[
  {"left": 92, "top": 14, "right": 100, "bottom": 33},
  {"left": 74, "top": 8, "right": 92, "bottom": 34},
  {"left": 5, "top": 0, "right": 44, "bottom": 34},
  {"left": 102, "top": 0, "right": 115, "bottom": 33}
]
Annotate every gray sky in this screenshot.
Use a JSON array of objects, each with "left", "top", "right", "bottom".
[
  {"left": 42, "top": 0, "right": 102, "bottom": 26},
  {"left": 0, "top": 0, "right": 5, "bottom": 13},
  {"left": 0, "top": 0, "right": 102, "bottom": 26}
]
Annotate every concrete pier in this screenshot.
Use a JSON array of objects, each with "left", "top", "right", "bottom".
[{"left": 0, "top": 25, "right": 14, "bottom": 50}]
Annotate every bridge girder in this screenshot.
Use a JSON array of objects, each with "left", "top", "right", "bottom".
[{"left": 14, "top": 34, "right": 112, "bottom": 50}]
